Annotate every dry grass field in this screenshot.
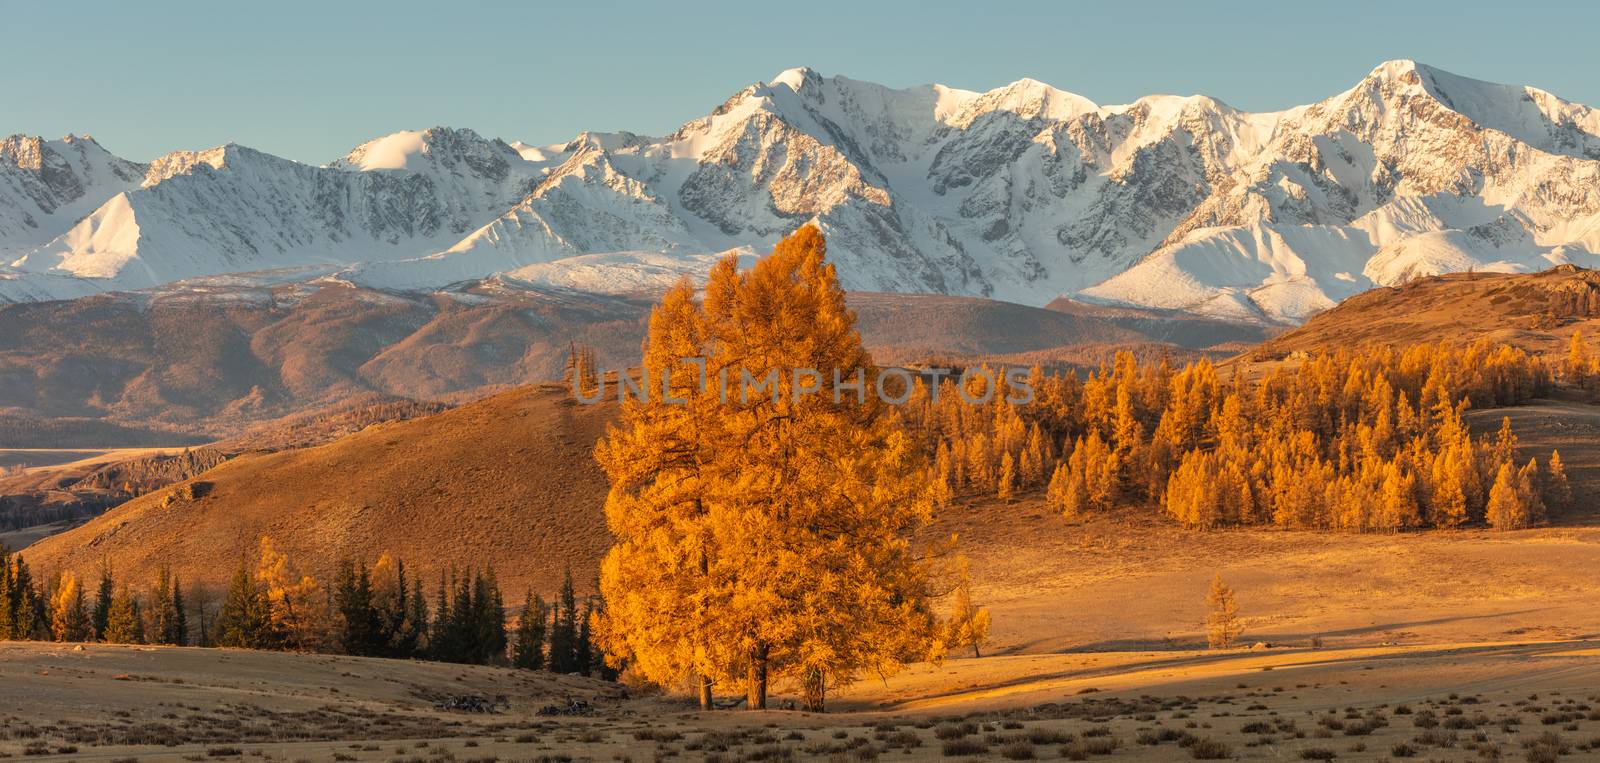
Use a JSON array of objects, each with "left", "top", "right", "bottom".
[
  {"left": 10, "top": 485, "right": 1600, "bottom": 760},
  {"left": 20, "top": 384, "right": 615, "bottom": 599},
  {"left": 3, "top": 635, "right": 1600, "bottom": 761}
]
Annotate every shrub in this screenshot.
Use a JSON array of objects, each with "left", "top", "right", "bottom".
[
  {"left": 882, "top": 730, "right": 921, "bottom": 749},
  {"left": 1060, "top": 736, "right": 1120, "bottom": 759},
  {"left": 998, "top": 741, "right": 1035, "bottom": 760},
  {"left": 1298, "top": 748, "right": 1336, "bottom": 761},
  {"left": 940, "top": 738, "right": 988, "bottom": 757},
  {"left": 1187, "top": 737, "right": 1232, "bottom": 759},
  {"left": 1522, "top": 731, "right": 1568, "bottom": 763},
  {"left": 1015, "top": 728, "right": 1065, "bottom": 745},
  {"left": 935, "top": 723, "right": 976, "bottom": 740}
]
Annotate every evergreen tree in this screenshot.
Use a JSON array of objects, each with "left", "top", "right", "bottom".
[
  {"left": 468, "top": 568, "right": 506, "bottom": 665},
  {"left": 428, "top": 570, "right": 452, "bottom": 661},
  {"left": 511, "top": 592, "right": 547, "bottom": 670},
  {"left": 214, "top": 561, "right": 272, "bottom": 648},
  {"left": 548, "top": 569, "right": 578, "bottom": 673},
  {"left": 445, "top": 570, "right": 477, "bottom": 663},
  {"left": 148, "top": 564, "right": 183, "bottom": 645},
  {"left": 371, "top": 554, "right": 417, "bottom": 657},
  {"left": 91, "top": 560, "right": 114, "bottom": 641},
  {"left": 171, "top": 576, "right": 188, "bottom": 646},
  {"left": 0, "top": 549, "right": 13, "bottom": 639},
  {"left": 334, "top": 560, "right": 381, "bottom": 656},
  {"left": 8, "top": 555, "right": 44, "bottom": 640},
  {"left": 586, "top": 589, "right": 620, "bottom": 681},
  {"left": 406, "top": 576, "right": 430, "bottom": 657},
  {"left": 104, "top": 585, "right": 144, "bottom": 644},
  {"left": 575, "top": 597, "right": 595, "bottom": 677}
]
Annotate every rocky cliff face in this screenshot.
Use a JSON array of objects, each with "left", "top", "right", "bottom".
[{"left": 0, "top": 134, "right": 144, "bottom": 254}]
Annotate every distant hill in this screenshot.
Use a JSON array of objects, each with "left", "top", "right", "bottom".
[
  {"left": 0, "top": 284, "right": 1257, "bottom": 441},
  {"left": 1248, "top": 265, "right": 1600, "bottom": 361},
  {"left": 22, "top": 384, "right": 616, "bottom": 598}
]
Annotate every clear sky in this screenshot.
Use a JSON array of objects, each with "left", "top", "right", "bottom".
[{"left": 8, "top": 0, "right": 1597, "bottom": 163}]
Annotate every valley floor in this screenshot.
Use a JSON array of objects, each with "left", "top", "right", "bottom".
[
  {"left": 4, "top": 639, "right": 1600, "bottom": 761},
  {"left": 6, "top": 511, "right": 1600, "bottom": 760}
]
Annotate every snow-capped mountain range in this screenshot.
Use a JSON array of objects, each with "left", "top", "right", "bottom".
[{"left": 4, "top": 60, "right": 1600, "bottom": 323}]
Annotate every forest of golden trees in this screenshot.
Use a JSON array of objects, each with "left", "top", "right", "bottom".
[{"left": 907, "top": 340, "right": 1568, "bottom": 531}]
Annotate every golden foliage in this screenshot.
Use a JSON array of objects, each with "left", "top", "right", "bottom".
[
  {"left": 943, "top": 559, "right": 991, "bottom": 658},
  {"left": 595, "top": 227, "right": 944, "bottom": 711},
  {"left": 908, "top": 341, "right": 1557, "bottom": 531},
  {"left": 48, "top": 572, "right": 89, "bottom": 642},
  {"left": 257, "top": 536, "right": 332, "bottom": 651},
  {"left": 1205, "top": 574, "right": 1242, "bottom": 649}
]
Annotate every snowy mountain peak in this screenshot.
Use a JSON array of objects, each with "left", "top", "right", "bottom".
[
  {"left": 5, "top": 61, "right": 1600, "bottom": 325},
  {"left": 334, "top": 126, "right": 522, "bottom": 175},
  {"left": 768, "top": 66, "right": 822, "bottom": 92}
]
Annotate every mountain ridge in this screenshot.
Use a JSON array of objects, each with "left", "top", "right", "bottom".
[{"left": 3, "top": 61, "right": 1599, "bottom": 322}]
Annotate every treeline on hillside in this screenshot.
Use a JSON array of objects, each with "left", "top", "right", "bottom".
[
  {"left": 0, "top": 540, "right": 613, "bottom": 678},
  {"left": 906, "top": 340, "right": 1570, "bottom": 530}
]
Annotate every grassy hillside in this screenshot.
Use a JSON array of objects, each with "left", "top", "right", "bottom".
[
  {"left": 22, "top": 384, "right": 616, "bottom": 598},
  {"left": 1251, "top": 265, "right": 1600, "bottom": 359}
]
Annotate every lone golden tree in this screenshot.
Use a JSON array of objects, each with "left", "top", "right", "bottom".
[
  {"left": 1205, "top": 574, "right": 1242, "bottom": 649},
  {"left": 596, "top": 227, "right": 944, "bottom": 712},
  {"left": 944, "top": 558, "right": 992, "bottom": 658}
]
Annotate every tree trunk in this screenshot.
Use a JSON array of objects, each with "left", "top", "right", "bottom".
[
  {"left": 801, "top": 667, "right": 826, "bottom": 712},
  {"left": 746, "top": 643, "right": 769, "bottom": 710},
  {"left": 697, "top": 675, "right": 713, "bottom": 711},
  {"left": 972, "top": 644, "right": 981, "bottom": 658}
]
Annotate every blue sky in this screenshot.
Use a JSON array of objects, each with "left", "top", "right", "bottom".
[{"left": 8, "top": 0, "right": 1597, "bottom": 163}]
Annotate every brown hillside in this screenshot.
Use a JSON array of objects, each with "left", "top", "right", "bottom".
[
  {"left": 1252, "top": 265, "right": 1600, "bottom": 360},
  {"left": 22, "top": 384, "right": 617, "bottom": 599}
]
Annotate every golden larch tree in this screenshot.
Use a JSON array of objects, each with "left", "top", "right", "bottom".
[
  {"left": 49, "top": 572, "right": 90, "bottom": 642},
  {"left": 1546, "top": 449, "right": 1573, "bottom": 514},
  {"left": 943, "top": 558, "right": 992, "bottom": 658},
  {"left": 256, "top": 536, "right": 331, "bottom": 651},
  {"left": 1485, "top": 462, "right": 1530, "bottom": 530},
  {"left": 1205, "top": 574, "right": 1242, "bottom": 649},
  {"left": 597, "top": 227, "right": 944, "bottom": 713}
]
